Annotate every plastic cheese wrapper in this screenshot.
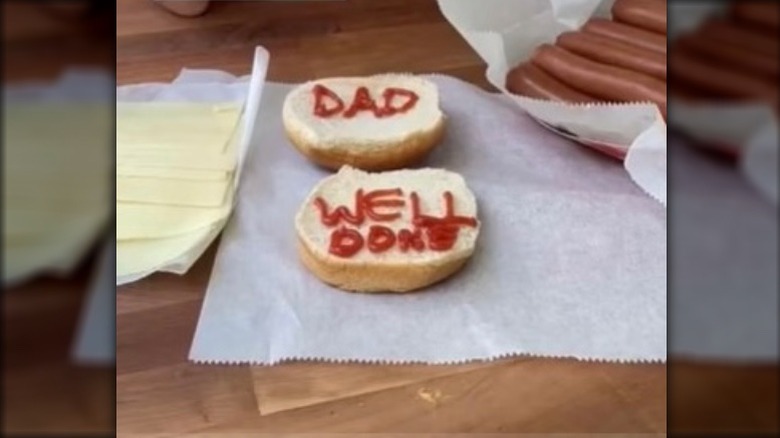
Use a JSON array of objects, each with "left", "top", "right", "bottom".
[
  {"left": 3, "top": 70, "right": 113, "bottom": 286},
  {"left": 666, "top": 1, "right": 778, "bottom": 206},
  {"left": 115, "top": 47, "right": 269, "bottom": 285},
  {"left": 437, "top": 0, "right": 666, "bottom": 205}
]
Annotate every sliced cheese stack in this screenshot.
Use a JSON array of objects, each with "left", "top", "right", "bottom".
[
  {"left": 116, "top": 102, "right": 244, "bottom": 282},
  {"left": 4, "top": 103, "right": 112, "bottom": 285}
]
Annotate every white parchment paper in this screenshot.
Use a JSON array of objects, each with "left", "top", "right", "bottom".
[
  {"left": 670, "top": 136, "right": 778, "bottom": 362},
  {"left": 190, "top": 75, "right": 666, "bottom": 365}
]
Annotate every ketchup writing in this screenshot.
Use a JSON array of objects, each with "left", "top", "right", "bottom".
[
  {"left": 312, "top": 84, "right": 419, "bottom": 119},
  {"left": 315, "top": 188, "right": 477, "bottom": 257},
  {"left": 312, "top": 84, "right": 345, "bottom": 118},
  {"left": 410, "top": 191, "right": 478, "bottom": 252},
  {"left": 314, "top": 188, "right": 404, "bottom": 227},
  {"left": 398, "top": 228, "right": 425, "bottom": 252},
  {"left": 410, "top": 192, "right": 478, "bottom": 228},
  {"left": 328, "top": 227, "right": 363, "bottom": 258},
  {"left": 380, "top": 88, "right": 419, "bottom": 116},
  {"left": 343, "top": 87, "right": 378, "bottom": 118},
  {"left": 367, "top": 225, "right": 396, "bottom": 253}
]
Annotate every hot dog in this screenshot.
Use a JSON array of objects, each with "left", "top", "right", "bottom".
[
  {"left": 531, "top": 44, "right": 666, "bottom": 116},
  {"left": 556, "top": 30, "right": 666, "bottom": 79},
  {"left": 611, "top": 0, "right": 667, "bottom": 35},
  {"left": 675, "top": 33, "right": 778, "bottom": 81},
  {"left": 582, "top": 18, "right": 667, "bottom": 54},
  {"left": 506, "top": 62, "right": 598, "bottom": 102},
  {"left": 669, "top": 48, "right": 778, "bottom": 107},
  {"left": 731, "top": 1, "right": 780, "bottom": 30},
  {"left": 698, "top": 18, "right": 778, "bottom": 57}
]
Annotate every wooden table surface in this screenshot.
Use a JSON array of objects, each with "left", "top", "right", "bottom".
[
  {"left": 4, "top": 258, "right": 115, "bottom": 435},
  {"left": 115, "top": 0, "right": 775, "bottom": 435},
  {"left": 2, "top": 2, "right": 114, "bottom": 436}
]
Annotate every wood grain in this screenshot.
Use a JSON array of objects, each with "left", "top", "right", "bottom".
[
  {"left": 3, "top": 1, "right": 112, "bottom": 82},
  {"left": 670, "top": 361, "right": 779, "bottom": 434},
  {"left": 250, "top": 361, "right": 488, "bottom": 415},
  {"left": 243, "top": 358, "right": 665, "bottom": 433},
  {"left": 3, "top": 259, "right": 114, "bottom": 435},
  {"left": 116, "top": 0, "right": 490, "bottom": 88}
]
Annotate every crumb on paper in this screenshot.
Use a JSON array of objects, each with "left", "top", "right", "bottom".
[{"left": 416, "top": 387, "right": 444, "bottom": 406}]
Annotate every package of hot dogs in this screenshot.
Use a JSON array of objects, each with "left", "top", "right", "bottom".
[
  {"left": 667, "top": 1, "right": 777, "bottom": 204},
  {"left": 439, "top": 0, "right": 666, "bottom": 160},
  {"left": 667, "top": 2, "right": 778, "bottom": 150}
]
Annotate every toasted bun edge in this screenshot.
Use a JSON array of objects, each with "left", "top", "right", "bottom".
[
  {"left": 296, "top": 235, "right": 472, "bottom": 293},
  {"left": 284, "top": 116, "right": 445, "bottom": 171}
]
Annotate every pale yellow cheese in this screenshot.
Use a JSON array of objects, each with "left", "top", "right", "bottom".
[
  {"left": 114, "top": 101, "right": 244, "bottom": 280},
  {"left": 117, "top": 175, "right": 232, "bottom": 207},
  {"left": 4, "top": 102, "right": 111, "bottom": 284},
  {"left": 117, "top": 165, "right": 229, "bottom": 181},
  {"left": 117, "top": 102, "right": 242, "bottom": 153},
  {"left": 116, "top": 225, "right": 217, "bottom": 277},
  {"left": 117, "top": 103, "right": 243, "bottom": 171},
  {"left": 4, "top": 210, "right": 109, "bottom": 282},
  {"left": 6, "top": 204, "right": 107, "bottom": 242},
  {"left": 116, "top": 191, "right": 232, "bottom": 240},
  {"left": 116, "top": 123, "right": 240, "bottom": 171},
  {"left": 116, "top": 150, "right": 237, "bottom": 171}
]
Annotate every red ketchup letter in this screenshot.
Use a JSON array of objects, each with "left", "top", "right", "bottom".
[
  {"left": 411, "top": 191, "right": 477, "bottom": 252},
  {"left": 315, "top": 188, "right": 404, "bottom": 227},
  {"left": 312, "top": 85, "right": 420, "bottom": 119},
  {"left": 328, "top": 227, "right": 364, "bottom": 257},
  {"left": 367, "top": 225, "right": 396, "bottom": 253},
  {"left": 361, "top": 188, "right": 405, "bottom": 221},
  {"left": 314, "top": 191, "right": 365, "bottom": 227},
  {"left": 312, "top": 84, "right": 345, "bottom": 118},
  {"left": 344, "top": 87, "right": 379, "bottom": 118},
  {"left": 378, "top": 87, "right": 420, "bottom": 117},
  {"left": 397, "top": 228, "right": 425, "bottom": 252}
]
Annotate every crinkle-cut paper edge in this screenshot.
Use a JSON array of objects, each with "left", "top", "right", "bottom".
[
  {"left": 424, "top": 72, "right": 661, "bottom": 114},
  {"left": 625, "top": 160, "right": 666, "bottom": 206},
  {"left": 508, "top": 93, "right": 662, "bottom": 111},
  {"left": 189, "top": 351, "right": 665, "bottom": 366},
  {"left": 626, "top": 169, "right": 665, "bottom": 206},
  {"left": 507, "top": 96, "right": 663, "bottom": 143}
]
